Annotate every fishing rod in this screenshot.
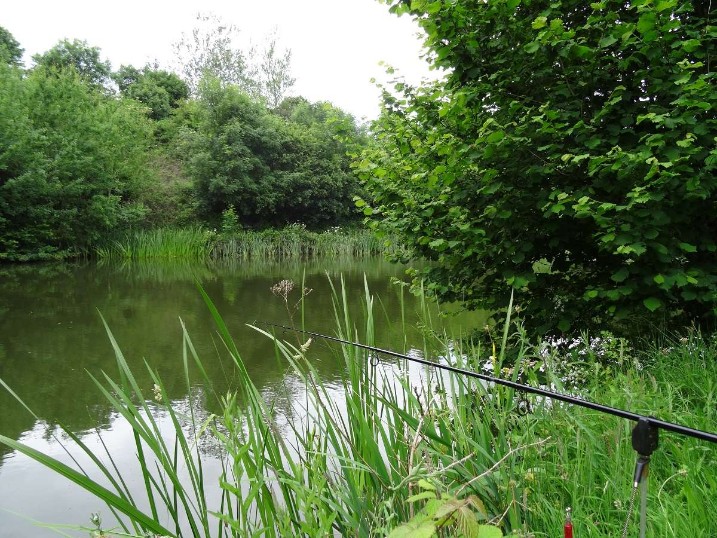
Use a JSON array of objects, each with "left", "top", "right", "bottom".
[
  {"left": 264, "top": 322, "right": 717, "bottom": 445},
  {"left": 264, "top": 322, "right": 717, "bottom": 538}
]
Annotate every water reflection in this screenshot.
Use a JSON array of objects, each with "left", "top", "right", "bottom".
[{"left": 0, "top": 258, "right": 483, "bottom": 536}]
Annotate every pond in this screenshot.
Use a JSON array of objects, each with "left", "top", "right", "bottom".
[{"left": 0, "top": 257, "right": 484, "bottom": 537}]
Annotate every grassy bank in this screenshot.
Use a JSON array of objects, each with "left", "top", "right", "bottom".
[
  {"left": 95, "top": 226, "right": 384, "bottom": 260},
  {"left": 0, "top": 280, "right": 715, "bottom": 536}
]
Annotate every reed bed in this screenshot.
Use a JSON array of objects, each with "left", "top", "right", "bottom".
[
  {"left": 0, "top": 280, "right": 716, "bottom": 537},
  {"left": 96, "top": 227, "right": 384, "bottom": 261},
  {"left": 96, "top": 227, "right": 214, "bottom": 260},
  {"left": 211, "top": 227, "right": 384, "bottom": 260}
]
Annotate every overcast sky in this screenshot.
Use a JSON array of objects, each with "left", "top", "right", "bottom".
[{"left": 2, "top": 0, "right": 436, "bottom": 120}]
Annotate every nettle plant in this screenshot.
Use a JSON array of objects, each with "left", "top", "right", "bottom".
[{"left": 359, "top": 0, "right": 717, "bottom": 333}]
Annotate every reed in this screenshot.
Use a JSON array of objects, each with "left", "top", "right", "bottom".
[
  {"left": 97, "top": 226, "right": 384, "bottom": 261},
  {"left": 96, "top": 227, "right": 214, "bottom": 260},
  {"left": 211, "top": 226, "right": 384, "bottom": 260},
  {"left": 0, "top": 280, "right": 715, "bottom": 537}
]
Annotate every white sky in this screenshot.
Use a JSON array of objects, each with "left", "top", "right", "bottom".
[{"left": 2, "top": 0, "right": 435, "bottom": 120}]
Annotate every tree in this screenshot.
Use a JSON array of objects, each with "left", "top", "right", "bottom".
[
  {"left": 172, "top": 13, "right": 295, "bottom": 105},
  {"left": 258, "top": 32, "right": 296, "bottom": 108},
  {"left": 0, "top": 26, "right": 23, "bottom": 67},
  {"left": 113, "top": 65, "right": 189, "bottom": 120},
  {"left": 0, "top": 66, "right": 153, "bottom": 260},
  {"left": 185, "top": 82, "right": 362, "bottom": 228},
  {"left": 358, "top": 0, "right": 717, "bottom": 333},
  {"left": 172, "top": 13, "right": 253, "bottom": 96},
  {"left": 32, "top": 39, "right": 111, "bottom": 89}
]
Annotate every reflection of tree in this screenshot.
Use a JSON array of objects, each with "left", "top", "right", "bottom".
[{"left": 0, "top": 258, "right": 479, "bottom": 463}]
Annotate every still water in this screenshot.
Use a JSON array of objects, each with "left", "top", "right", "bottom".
[{"left": 0, "top": 257, "right": 482, "bottom": 536}]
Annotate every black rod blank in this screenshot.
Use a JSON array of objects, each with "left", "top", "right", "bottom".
[{"left": 264, "top": 323, "right": 717, "bottom": 445}]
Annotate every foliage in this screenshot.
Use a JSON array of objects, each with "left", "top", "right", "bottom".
[
  {"left": 172, "top": 12, "right": 295, "bottom": 106},
  {"left": 388, "top": 480, "right": 503, "bottom": 538},
  {"left": 257, "top": 31, "right": 296, "bottom": 108},
  {"left": 0, "top": 26, "right": 23, "bottom": 67},
  {"left": 96, "top": 226, "right": 383, "bottom": 260},
  {"left": 32, "top": 38, "right": 112, "bottom": 90},
  {"left": 113, "top": 65, "right": 189, "bottom": 120},
  {"left": 220, "top": 204, "right": 240, "bottom": 234},
  {"left": 211, "top": 225, "right": 384, "bottom": 259},
  {"left": 172, "top": 13, "right": 251, "bottom": 96},
  {"left": 94, "top": 227, "right": 215, "bottom": 260},
  {"left": 0, "top": 65, "right": 153, "bottom": 260},
  {"left": 359, "top": 0, "right": 717, "bottom": 333},
  {"left": 185, "top": 82, "right": 364, "bottom": 228},
  {"left": 133, "top": 152, "right": 197, "bottom": 227}
]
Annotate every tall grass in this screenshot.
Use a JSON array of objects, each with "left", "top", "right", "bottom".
[
  {"left": 0, "top": 279, "right": 716, "bottom": 536},
  {"left": 96, "top": 226, "right": 384, "bottom": 261},
  {"left": 96, "top": 227, "right": 214, "bottom": 260},
  {"left": 211, "top": 226, "right": 383, "bottom": 260}
]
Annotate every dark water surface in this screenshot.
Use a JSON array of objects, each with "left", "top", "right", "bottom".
[{"left": 0, "top": 258, "right": 482, "bottom": 536}]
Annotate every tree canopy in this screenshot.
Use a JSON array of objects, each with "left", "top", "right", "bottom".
[
  {"left": 0, "top": 28, "right": 366, "bottom": 260},
  {"left": 32, "top": 39, "right": 112, "bottom": 89},
  {"left": 359, "top": 0, "right": 717, "bottom": 333},
  {"left": 184, "top": 83, "right": 364, "bottom": 228},
  {"left": 0, "top": 26, "right": 23, "bottom": 67},
  {"left": 113, "top": 65, "right": 189, "bottom": 120},
  {"left": 0, "top": 64, "right": 153, "bottom": 260}
]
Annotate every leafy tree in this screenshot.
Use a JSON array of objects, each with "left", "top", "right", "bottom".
[
  {"left": 0, "top": 66, "right": 153, "bottom": 260},
  {"left": 359, "top": 0, "right": 717, "bottom": 333},
  {"left": 113, "top": 65, "right": 189, "bottom": 120},
  {"left": 0, "top": 26, "right": 23, "bottom": 67},
  {"left": 32, "top": 39, "right": 111, "bottom": 89},
  {"left": 185, "top": 82, "right": 362, "bottom": 228}
]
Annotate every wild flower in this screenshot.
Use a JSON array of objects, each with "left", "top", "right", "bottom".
[{"left": 270, "top": 279, "right": 295, "bottom": 301}]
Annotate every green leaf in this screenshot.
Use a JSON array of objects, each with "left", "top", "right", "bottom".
[
  {"left": 486, "top": 130, "right": 505, "bottom": 143},
  {"left": 643, "top": 297, "right": 662, "bottom": 312},
  {"left": 655, "top": 0, "right": 677, "bottom": 11},
  {"left": 532, "top": 258, "right": 552, "bottom": 274},
  {"left": 584, "top": 289, "right": 599, "bottom": 299},
  {"left": 478, "top": 526, "right": 504, "bottom": 538},
  {"left": 682, "top": 39, "right": 701, "bottom": 53},
  {"left": 524, "top": 41, "right": 540, "bottom": 53},
  {"left": 653, "top": 274, "right": 665, "bottom": 284},
  {"left": 637, "top": 12, "right": 657, "bottom": 35},
  {"left": 434, "top": 498, "right": 464, "bottom": 519},
  {"left": 426, "top": 1, "right": 442, "bottom": 14},
  {"left": 387, "top": 519, "right": 436, "bottom": 538},
  {"left": 507, "top": 0, "right": 521, "bottom": 9},
  {"left": 417, "top": 479, "right": 437, "bottom": 491},
  {"left": 599, "top": 35, "right": 618, "bottom": 48},
  {"left": 532, "top": 16, "right": 548, "bottom": 29},
  {"left": 611, "top": 267, "right": 629, "bottom": 282},
  {"left": 508, "top": 275, "right": 530, "bottom": 288},
  {"left": 408, "top": 491, "right": 438, "bottom": 503},
  {"left": 679, "top": 242, "right": 697, "bottom": 253},
  {"left": 573, "top": 45, "right": 592, "bottom": 58}
]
